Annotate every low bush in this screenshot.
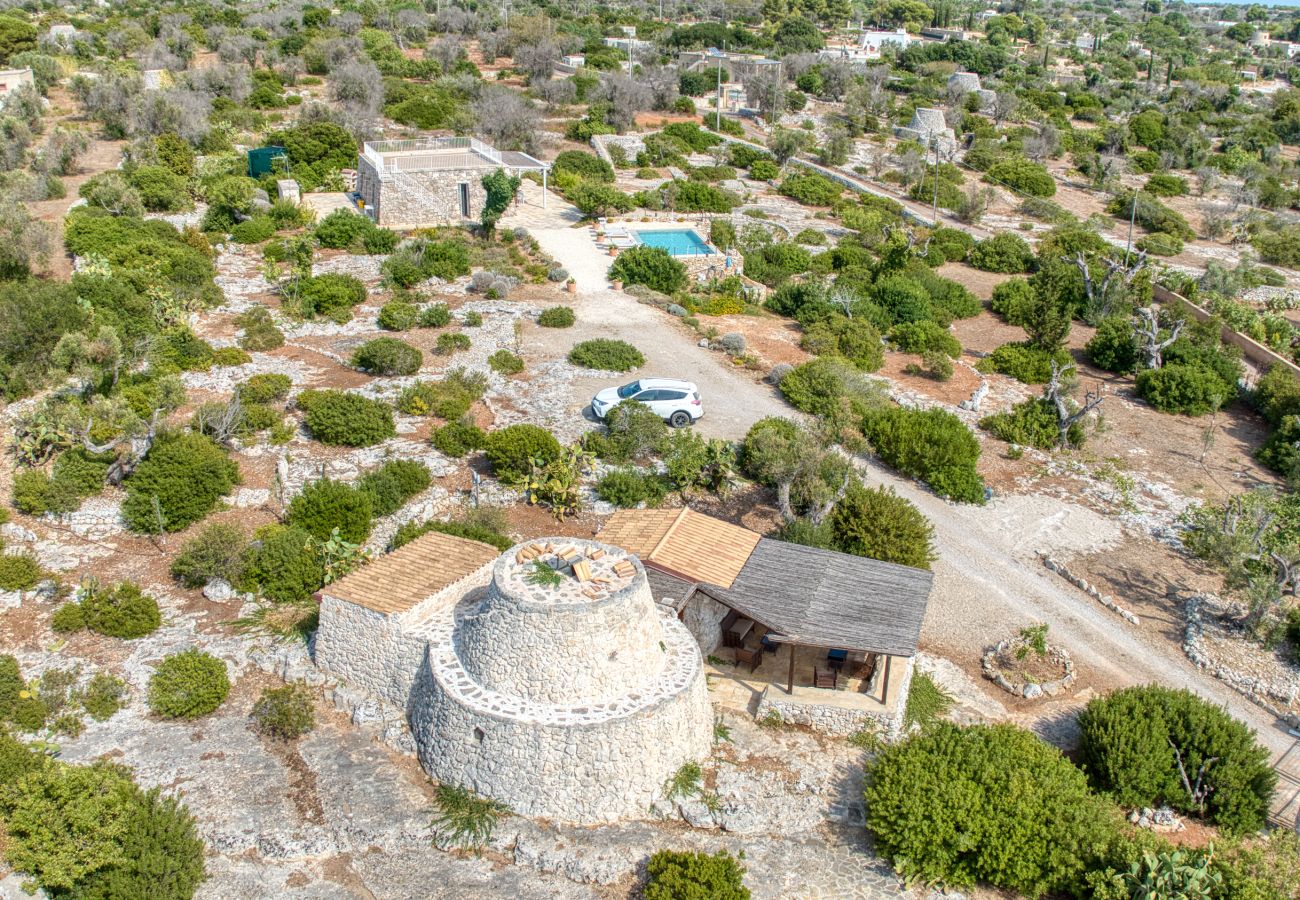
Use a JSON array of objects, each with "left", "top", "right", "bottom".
[
  {"left": 989, "top": 278, "right": 1034, "bottom": 325},
  {"left": 1106, "top": 190, "right": 1195, "bottom": 242},
  {"left": 609, "top": 246, "right": 687, "bottom": 294},
  {"left": 377, "top": 299, "right": 419, "bottom": 331},
  {"left": 779, "top": 172, "right": 841, "bottom": 206},
  {"left": 800, "top": 318, "right": 884, "bottom": 372},
  {"left": 985, "top": 157, "right": 1056, "bottom": 198},
  {"left": 357, "top": 460, "right": 431, "bottom": 517},
  {"left": 0, "top": 554, "right": 45, "bottom": 592},
  {"left": 488, "top": 349, "right": 524, "bottom": 375},
  {"left": 779, "top": 357, "right": 886, "bottom": 424},
  {"left": 866, "top": 723, "right": 1119, "bottom": 896},
  {"left": 435, "top": 332, "right": 471, "bottom": 354},
  {"left": 830, "top": 485, "right": 935, "bottom": 569},
  {"left": 981, "top": 398, "right": 1077, "bottom": 450},
  {"left": 171, "top": 523, "right": 247, "bottom": 588},
  {"left": 297, "top": 390, "right": 396, "bottom": 446},
  {"left": 969, "top": 233, "right": 1035, "bottom": 273},
  {"left": 1077, "top": 685, "right": 1275, "bottom": 834},
  {"left": 286, "top": 478, "right": 373, "bottom": 543},
  {"left": 235, "top": 307, "right": 285, "bottom": 351},
  {"left": 1144, "top": 173, "right": 1189, "bottom": 197},
  {"left": 596, "top": 401, "right": 669, "bottom": 462},
  {"left": 237, "top": 373, "right": 292, "bottom": 405},
  {"left": 239, "top": 524, "right": 324, "bottom": 603},
  {"left": 382, "top": 238, "right": 471, "bottom": 287},
  {"left": 313, "top": 208, "right": 397, "bottom": 253},
  {"left": 389, "top": 511, "right": 513, "bottom": 552},
  {"left": 1085, "top": 317, "right": 1140, "bottom": 374},
  {"left": 419, "top": 302, "right": 452, "bottom": 328},
  {"left": 1136, "top": 232, "right": 1184, "bottom": 257},
  {"left": 595, "top": 469, "right": 668, "bottom": 508},
  {"left": 1252, "top": 365, "right": 1300, "bottom": 426},
  {"left": 484, "top": 424, "right": 562, "bottom": 481},
  {"left": 122, "top": 432, "right": 239, "bottom": 533},
  {"left": 251, "top": 684, "right": 315, "bottom": 740},
  {"left": 50, "top": 602, "right": 86, "bottom": 633},
  {"left": 431, "top": 420, "right": 487, "bottom": 457},
  {"left": 297, "top": 273, "right": 367, "bottom": 323},
  {"left": 926, "top": 227, "right": 974, "bottom": 264},
  {"left": 229, "top": 216, "right": 276, "bottom": 244},
  {"left": 888, "top": 321, "right": 961, "bottom": 358},
  {"left": 148, "top": 649, "right": 230, "bottom": 719},
  {"left": 396, "top": 369, "right": 487, "bottom": 418},
  {"left": 644, "top": 849, "right": 750, "bottom": 900},
  {"left": 977, "top": 342, "right": 1071, "bottom": 385},
  {"left": 352, "top": 337, "right": 422, "bottom": 376},
  {"left": 1135, "top": 364, "right": 1231, "bottom": 415},
  {"left": 862, "top": 406, "right": 985, "bottom": 503},
  {"left": 80, "top": 672, "right": 127, "bottom": 721},
  {"left": 538, "top": 306, "right": 575, "bottom": 328},
  {"left": 568, "top": 339, "right": 645, "bottom": 372},
  {"left": 77, "top": 582, "right": 162, "bottom": 639}
]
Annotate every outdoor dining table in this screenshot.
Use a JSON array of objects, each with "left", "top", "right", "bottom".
[{"left": 727, "top": 617, "right": 754, "bottom": 645}]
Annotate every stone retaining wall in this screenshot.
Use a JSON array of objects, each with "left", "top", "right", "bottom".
[
  {"left": 754, "top": 656, "right": 913, "bottom": 739},
  {"left": 1039, "top": 553, "right": 1140, "bottom": 624}
]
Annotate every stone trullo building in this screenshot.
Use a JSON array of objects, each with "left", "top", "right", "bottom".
[
  {"left": 355, "top": 136, "right": 550, "bottom": 229},
  {"left": 315, "top": 532, "right": 713, "bottom": 823}
]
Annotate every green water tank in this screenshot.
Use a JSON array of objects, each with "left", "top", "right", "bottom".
[{"left": 247, "top": 146, "right": 287, "bottom": 178}]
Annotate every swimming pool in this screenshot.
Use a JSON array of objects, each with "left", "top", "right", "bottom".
[{"left": 633, "top": 229, "right": 712, "bottom": 256}]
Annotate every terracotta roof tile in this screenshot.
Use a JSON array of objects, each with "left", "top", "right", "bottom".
[
  {"left": 324, "top": 531, "right": 499, "bottom": 615},
  {"left": 599, "top": 508, "right": 760, "bottom": 588}
]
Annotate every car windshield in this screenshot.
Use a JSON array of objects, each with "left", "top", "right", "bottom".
[{"left": 616, "top": 381, "right": 642, "bottom": 399}]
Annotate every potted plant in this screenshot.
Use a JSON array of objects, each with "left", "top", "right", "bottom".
[
  {"left": 611, "top": 279, "right": 623, "bottom": 291},
  {"left": 565, "top": 277, "right": 577, "bottom": 294}
]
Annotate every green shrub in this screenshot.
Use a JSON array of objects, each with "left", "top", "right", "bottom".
[
  {"left": 155, "top": 328, "right": 216, "bottom": 372},
  {"left": 235, "top": 307, "right": 285, "bottom": 350},
  {"left": 597, "top": 401, "right": 669, "bottom": 462},
  {"left": 903, "top": 671, "right": 954, "bottom": 731},
  {"left": 229, "top": 216, "right": 276, "bottom": 244},
  {"left": 435, "top": 332, "right": 471, "bottom": 354},
  {"left": 888, "top": 321, "right": 961, "bottom": 357},
  {"left": 1252, "top": 365, "right": 1300, "bottom": 426},
  {"left": 239, "top": 525, "right": 324, "bottom": 603},
  {"left": 79, "top": 582, "right": 162, "bottom": 639},
  {"left": 1077, "top": 685, "right": 1275, "bottom": 834},
  {"left": 389, "top": 514, "right": 513, "bottom": 552},
  {"left": 552, "top": 150, "right": 615, "bottom": 182},
  {"left": 286, "top": 478, "right": 373, "bottom": 543},
  {"left": 866, "top": 723, "right": 1119, "bottom": 896},
  {"left": 801, "top": 317, "right": 884, "bottom": 371},
  {"left": 488, "top": 349, "right": 524, "bottom": 375},
  {"left": 356, "top": 460, "right": 431, "bottom": 517},
  {"left": 352, "top": 337, "right": 422, "bottom": 376},
  {"left": 989, "top": 278, "right": 1035, "bottom": 325},
  {"left": 830, "top": 485, "right": 935, "bottom": 569},
  {"left": 538, "top": 305, "right": 575, "bottom": 328},
  {"left": 1106, "top": 191, "right": 1195, "bottom": 242},
  {"left": 779, "top": 357, "right": 885, "bottom": 423},
  {"left": 484, "top": 424, "right": 562, "bottom": 481},
  {"left": 644, "top": 849, "right": 750, "bottom": 900},
  {"left": 568, "top": 339, "right": 645, "bottom": 372},
  {"left": 779, "top": 172, "right": 841, "bottom": 206},
  {"left": 396, "top": 369, "right": 487, "bottom": 418},
  {"left": 969, "top": 233, "right": 1035, "bottom": 273},
  {"left": 980, "top": 398, "right": 1077, "bottom": 450},
  {"left": 431, "top": 421, "right": 487, "bottom": 456},
  {"left": 80, "top": 672, "right": 127, "bottom": 721},
  {"left": 237, "top": 373, "right": 292, "bottom": 405},
  {"left": 381, "top": 238, "right": 471, "bottom": 287},
  {"left": 50, "top": 602, "right": 85, "bottom": 633},
  {"left": 977, "top": 342, "right": 1071, "bottom": 385},
  {"left": 1136, "top": 232, "right": 1184, "bottom": 257},
  {"left": 1086, "top": 317, "right": 1140, "bottom": 374},
  {"left": 297, "top": 390, "right": 396, "bottom": 446},
  {"left": 377, "top": 300, "right": 419, "bottom": 331},
  {"left": 418, "top": 303, "right": 452, "bottom": 328},
  {"left": 985, "top": 157, "right": 1056, "bottom": 197},
  {"left": 0, "top": 554, "right": 44, "bottom": 592},
  {"left": 148, "top": 649, "right": 230, "bottom": 719},
  {"left": 1144, "top": 173, "right": 1189, "bottom": 197},
  {"left": 862, "top": 407, "right": 985, "bottom": 503},
  {"left": 0, "top": 656, "right": 25, "bottom": 724},
  {"left": 609, "top": 246, "right": 687, "bottom": 294},
  {"left": 595, "top": 469, "right": 668, "bottom": 508},
  {"left": 749, "top": 159, "right": 779, "bottom": 180},
  {"left": 122, "top": 432, "right": 238, "bottom": 533},
  {"left": 298, "top": 273, "right": 367, "bottom": 323},
  {"left": 1135, "top": 364, "right": 1231, "bottom": 415},
  {"left": 52, "top": 447, "right": 111, "bottom": 498},
  {"left": 926, "top": 227, "right": 974, "bottom": 264},
  {"left": 211, "top": 347, "right": 251, "bottom": 367},
  {"left": 313, "top": 209, "right": 397, "bottom": 253},
  {"left": 251, "top": 684, "right": 315, "bottom": 740}
]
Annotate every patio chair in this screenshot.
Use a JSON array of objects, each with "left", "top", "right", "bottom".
[
  {"left": 734, "top": 646, "right": 761, "bottom": 674},
  {"left": 813, "top": 667, "right": 838, "bottom": 691},
  {"left": 760, "top": 633, "right": 780, "bottom": 653}
]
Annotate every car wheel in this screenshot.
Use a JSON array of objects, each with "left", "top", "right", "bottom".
[{"left": 669, "top": 411, "right": 691, "bottom": 428}]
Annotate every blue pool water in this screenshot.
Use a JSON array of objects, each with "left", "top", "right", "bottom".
[{"left": 634, "top": 229, "right": 712, "bottom": 256}]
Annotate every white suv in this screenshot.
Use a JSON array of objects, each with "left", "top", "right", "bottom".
[{"left": 590, "top": 378, "right": 704, "bottom": 428}]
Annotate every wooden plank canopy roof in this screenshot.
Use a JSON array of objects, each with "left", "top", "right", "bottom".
[
  {"left": 700, "top": 538, "right": 933, "bottom": 658},
  {"left": 322, "top": 531, "right": 499, "bottom": 616}
]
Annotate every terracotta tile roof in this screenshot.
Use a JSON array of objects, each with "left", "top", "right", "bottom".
[
  {"left": 323, "top": 531, "right": 500, "bottom": 616},
  {"left": 599, "top": 508, "right": 760, "bottom": 589}
]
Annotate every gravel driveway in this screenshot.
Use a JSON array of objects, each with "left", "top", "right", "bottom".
[{"left": 529, "top": 227, "right": 793, "bottom": 442}]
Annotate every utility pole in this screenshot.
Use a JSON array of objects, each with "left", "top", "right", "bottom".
[
  {"left": 716, "top": 40, "right": 725, "bottom": 130},
  {"left": 1124, "top": 190, "right": 1137, "bottom": 265},
  {"left": 932, "top": 140, "right": 940, "bottom": 227}
]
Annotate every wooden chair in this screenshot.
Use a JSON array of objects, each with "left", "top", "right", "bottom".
[
  {"left": 734, "top": 646, "right": 762, "bottom": 674},
  {"left": 813, "top": 667, "right": 838, "bottom": 690},
  {"left": 720, "top": 610, "right": 741, "bottom": 648}
]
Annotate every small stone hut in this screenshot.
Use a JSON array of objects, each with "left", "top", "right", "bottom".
[
  {"left": 894, "top": 107, "right": 957, "bottom": 153},
  {"left": 315, "top": 532, "right": 712, "bottom": 823}
]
